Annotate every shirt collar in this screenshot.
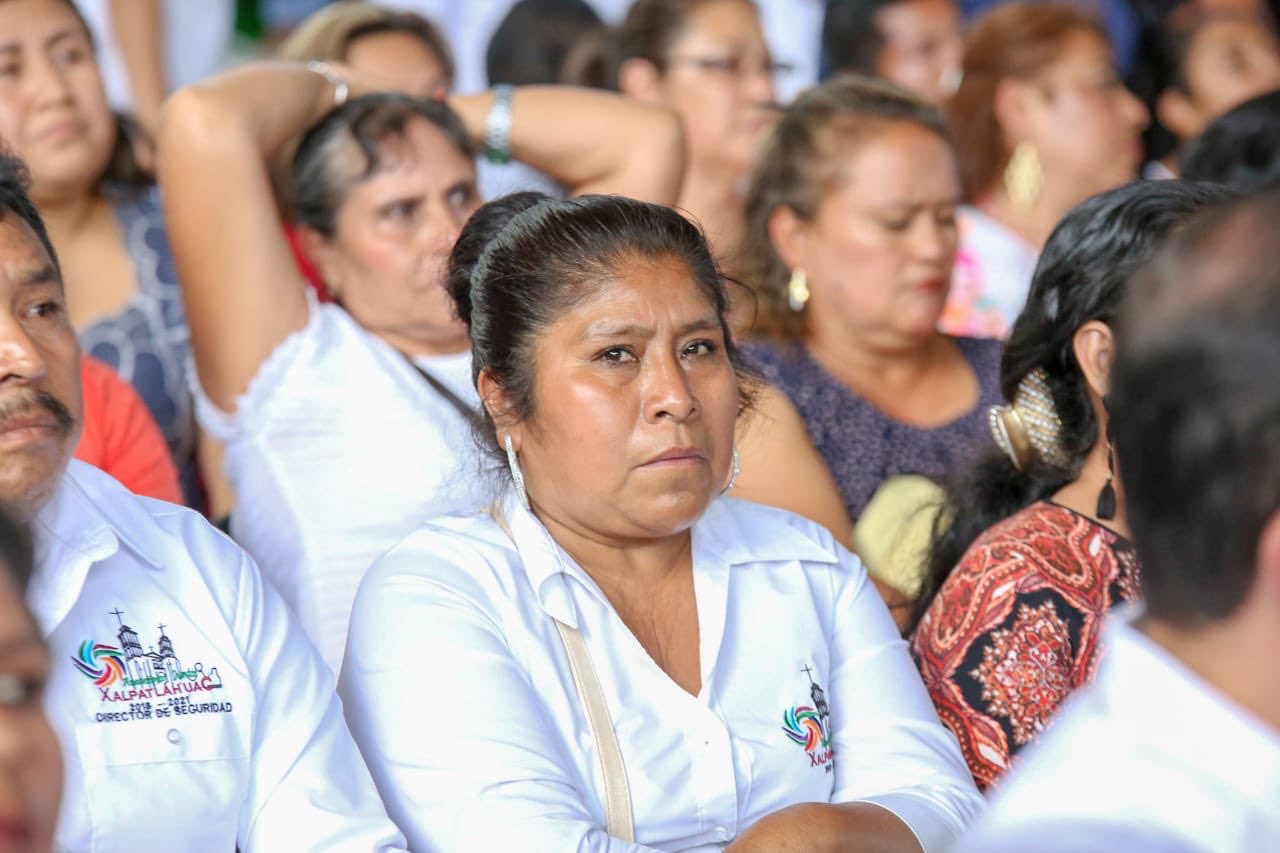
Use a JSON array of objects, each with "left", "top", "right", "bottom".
[
  {"left": 499, "top": 490, "right": 840, "bottom": 627},
  {"left": 44, "top": 462, "right": 165, "bottom": 566},
  {"left": 33, "top": 461, "right": 165, "bottom": 578},
  {"left": 1101, "top": 619, "right": 1280, "bottom": 808},
  {"left": 26, "top": 464, "right": 157, "bottom": 634}
]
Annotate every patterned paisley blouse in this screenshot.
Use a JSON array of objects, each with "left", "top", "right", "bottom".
[{"left": 910, "top": 501, "right": 1141, "bottom": 789}]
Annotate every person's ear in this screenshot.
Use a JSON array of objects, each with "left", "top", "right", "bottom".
[
  {"left": 297, "top": 226, "right": 343, "bottom": 300},
  {"left": 1072, "top": 320, "right": 1115, "bottom": 399},
  {"left": 766, "top": 205, "right": 811, "bottom": 273},
  {"left": 1255, "top": 508, "right": 1280, "bottom": 614},
  {"left": 1157, "top": 87, "right": 1203, "bottom": 144},
  {"left": 477, "top": 368, "right": 522, "bottom": 449},
  {"left": 993, "top": 76, "right": 1039, "bottom": 148},
  {"left": 617, "top": 57, "right": 664, "bottom": 104}
]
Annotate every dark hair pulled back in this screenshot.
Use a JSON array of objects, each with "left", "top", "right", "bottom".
[
  {"left": 447, "top": 192, "right": 757, "bottom": 464},
  {"left": 907, "top": 179, "right": 1232, "bottom": 633},
  {"left": 290, "top": 93, "right": 471, "bottom": 236}
]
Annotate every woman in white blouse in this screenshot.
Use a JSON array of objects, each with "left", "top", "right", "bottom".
[
  {"left": 340, "top": 193, "right": 983, "bottom": 851},
  {"left": 156, "top": 62, "right": 685, "bottom": 673}
]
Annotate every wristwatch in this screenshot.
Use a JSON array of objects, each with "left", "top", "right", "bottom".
[{"left": 484, "top": 85, "right": 515, "bottom": 165}]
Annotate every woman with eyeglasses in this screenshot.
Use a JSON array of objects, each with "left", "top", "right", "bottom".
[{"left": 568, "top": 0, "right": 783, "bottom": 260}]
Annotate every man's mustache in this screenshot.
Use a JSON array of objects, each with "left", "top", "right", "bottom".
[{"left": 0, "top": 390, "right": 76, "bottom": 435}]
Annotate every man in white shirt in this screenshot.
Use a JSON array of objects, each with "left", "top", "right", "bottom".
[
  {"left": 0, "top": 156, "right": 406, "bottom": 850},
  {"left": 956, "top": 191, "right": 1280, "bottom": 852}
]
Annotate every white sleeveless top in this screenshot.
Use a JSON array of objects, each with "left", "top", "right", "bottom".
[{"left": 195, "top": 296, "right": 489, "bottom": 673}]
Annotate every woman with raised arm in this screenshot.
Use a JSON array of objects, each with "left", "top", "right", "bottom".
[
  {"left": 341, "top": 192, "right": 982, "bottom": 852},
  {"left": 156, "top": 63, "right": 683, "bottom": 673}
]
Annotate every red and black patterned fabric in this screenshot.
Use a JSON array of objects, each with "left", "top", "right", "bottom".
[{"left": 910, "top": 501, "right": 1140, "bottom": 789}]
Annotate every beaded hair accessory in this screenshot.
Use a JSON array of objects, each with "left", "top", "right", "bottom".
[{"left": 987, "top": 367, "right": 1070, "bottom": 471}]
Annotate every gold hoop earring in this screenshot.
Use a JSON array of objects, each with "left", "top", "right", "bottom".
[
  {"left": 1004, "top": 141, "right": 1044, "bottom": 212},
  {"left": 787, "top": 268, "right": 810, "bottom": 312}
]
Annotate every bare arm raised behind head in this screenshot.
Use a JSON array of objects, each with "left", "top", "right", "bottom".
[
  {"left": 157, "top": 62, "right": 340, "bottom": 412},
  {"left": 160, "top": 66, "right": 685, "bottom": 414},
  {"left": 449, "top": 87, "right": 685, "bottom": 203}
]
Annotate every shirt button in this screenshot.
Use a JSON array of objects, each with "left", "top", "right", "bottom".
[
  {"left": 166, "top": 728, "right": 182, "bottom": 744},
  {"left": 713, "top": 827, "right": 730, "bottom": 842}
]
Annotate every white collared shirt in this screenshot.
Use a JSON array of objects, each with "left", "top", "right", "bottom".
[
  {"left": 194, "top": 297, "right": 488, "bottom": 673},
  {"left": 340, "top": 493, "right": 982, "bottom": 852},
  {"left": 29, "top": 460, "right": 407, "bottom": 852},
  {"left": 954, "top": 619, "right": 1280, "bottom": 853}
]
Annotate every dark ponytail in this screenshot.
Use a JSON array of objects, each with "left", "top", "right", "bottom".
[
  {"left": 907, "top": 179, "right": 1233, "bottom": 634},
  {"left": 445, "top": 191, "right": 552, "bottom": 331}
]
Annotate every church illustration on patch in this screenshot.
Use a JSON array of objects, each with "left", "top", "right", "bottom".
[
  {"left": 73, "top": 607, "right": 224, "bottom": 694},
  {"left": 782, "top": 665, "right": 835, "bottom": 771},
  {"left": 112, "top": 608, "right": 186, "bottom": 686}
]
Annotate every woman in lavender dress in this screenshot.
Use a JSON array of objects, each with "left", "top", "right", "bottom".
[{"left": 740, "top": 76, "right": 1001, "bottom": 529}]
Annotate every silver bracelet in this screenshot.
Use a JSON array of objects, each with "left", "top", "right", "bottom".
[
  {"left": 483, "top": 84, "right": 515, "bottom": 165},
  {"left": 306, "top": 60, "right": 349, "bottom": 109}
]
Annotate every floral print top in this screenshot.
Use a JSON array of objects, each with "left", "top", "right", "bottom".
[{"left": 910, "top": 501, "right": 1141, "bottom": 789}]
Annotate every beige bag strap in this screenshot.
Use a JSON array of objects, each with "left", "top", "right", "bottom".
[
  {"left": 488, "top": 504, "right": 635, "bottom": 841},
  {"left": 553, "top": 619, "right": 636, "bottom": 842}
]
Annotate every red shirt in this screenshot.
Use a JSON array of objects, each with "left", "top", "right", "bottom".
[{"left": 74, "top": 354, "right": 182, "bottom": 504}]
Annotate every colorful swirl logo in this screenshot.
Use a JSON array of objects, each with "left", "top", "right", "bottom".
[
  {"left": 781, "top": 705, "right": 829, "bottom": 753},
  {"left": 72, "top": 641, "right": 125, "bottom": 687}
]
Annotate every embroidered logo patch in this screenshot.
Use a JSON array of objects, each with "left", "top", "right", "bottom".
[
  {"left": 781, "top": 665, "right": 834, "bottom": 771},
  {"left": 70, "top": 608, "right": 232, "bottom": 724}
]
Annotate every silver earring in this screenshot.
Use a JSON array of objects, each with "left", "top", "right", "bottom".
[
  {"left": 720, "top": 446, "right": 740, "bottom": 495},
  {"left": 505, "top": 434, "right": 529, "bottom": 510}
]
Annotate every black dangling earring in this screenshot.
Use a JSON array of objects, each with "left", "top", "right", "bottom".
[{"left": 1097, "top": 411, "right": 1117, "bottom": 521}]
